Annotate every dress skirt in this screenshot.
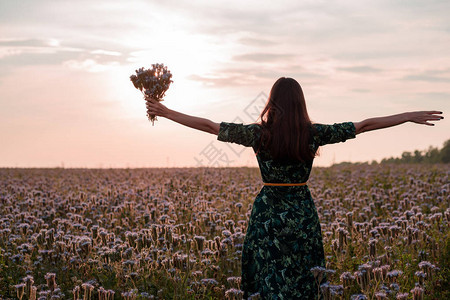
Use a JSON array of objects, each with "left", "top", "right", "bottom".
[{"left": 241, "top": 186, "right": 326, "bottom": 299}]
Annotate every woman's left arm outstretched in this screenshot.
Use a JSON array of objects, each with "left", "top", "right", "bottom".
[{"left": 146, "top": 98, "right": 220, "bottom": 135}]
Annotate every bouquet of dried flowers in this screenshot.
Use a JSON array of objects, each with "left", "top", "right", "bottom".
[{"left": 130, "top": 64, "right": 173, "bottom": 124}]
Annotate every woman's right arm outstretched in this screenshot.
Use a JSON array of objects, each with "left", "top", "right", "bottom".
[{"left": 354, "top": 111, "right": 443, "bottom": 135}]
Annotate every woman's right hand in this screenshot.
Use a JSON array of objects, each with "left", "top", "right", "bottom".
[
  {"left": 408, "top": 111, "right": 443, "bottom": 126},
  {"left": 146, "top": 97, "right": 170, "bottom": 118}
]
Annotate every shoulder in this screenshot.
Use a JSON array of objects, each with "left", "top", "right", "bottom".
[
  {"left": 310, "top": 122, "right": 356, "bottom": 146},
  {"left": 248, "top": 122, "right": 262, "bottom": 130},
  {"left": 218, "top": 122, "right": 261, "bottom": 139},
  {"left": 311, "top": 122, "right": 356, "bottom": 137},
  {"left": 217, "top": 122, "right": 262, "bottom": 147},
  {"left": 309, "top": 123, "right": 322, "bottom": 134},
  {"left": 219, "top": 122, "right": 261, "bottom": 131},
  {"left": 311, "top": 122, "right": 355, "bottom": 131}
]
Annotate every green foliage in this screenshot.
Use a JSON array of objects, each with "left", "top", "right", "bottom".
[{"left": 380, "top": 139, "right": 450, "bottom": 164}]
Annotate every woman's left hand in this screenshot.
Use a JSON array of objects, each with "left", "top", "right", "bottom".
[{"left": 146, "top": 97, "right": 170, "bottom": 118}]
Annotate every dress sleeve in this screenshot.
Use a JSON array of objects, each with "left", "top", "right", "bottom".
[
  {"left": 217, "top": 122, "right": 260, "bottom": 148},
  {"left": 312, "top": 122, "right": 356, "bottom": 146}
]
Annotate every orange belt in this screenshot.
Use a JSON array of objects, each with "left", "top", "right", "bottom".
[{"left": 263, "top": 182, "right": 307, "bottom": 186}]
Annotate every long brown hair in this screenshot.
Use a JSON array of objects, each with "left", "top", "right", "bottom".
[{"left": 258, "top": 77, "right": 315, "bottom": 162}]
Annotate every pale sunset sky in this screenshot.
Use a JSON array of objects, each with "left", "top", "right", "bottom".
[{"left": 1, "top": 0, "right": 449, "bottom": 168}]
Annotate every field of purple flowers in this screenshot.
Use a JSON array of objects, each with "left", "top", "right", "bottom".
[{"left": 0, "top": 164, "right": 448, "bottom": 299}]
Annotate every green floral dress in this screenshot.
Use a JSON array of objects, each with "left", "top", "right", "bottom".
[{"left": 217, "top": 122, "right": 356, "bottom": 299}]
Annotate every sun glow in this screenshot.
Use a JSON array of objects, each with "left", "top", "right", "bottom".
[{"left": 108, "top": 30, "right": 227, "bottom": 118}]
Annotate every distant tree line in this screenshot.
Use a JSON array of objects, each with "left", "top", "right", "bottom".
[{"left": 380, "top": 139, "right": 450, "bottom": 164}]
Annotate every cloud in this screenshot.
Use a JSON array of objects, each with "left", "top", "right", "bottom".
[
  {"left": 0, "top": 38, "right": 75, "bottom": 59},
  {"left": 337, "top": 66, "right": 382, "bottom": 73},
  {"left": 187, "top": 64, "right": 325, "bottom": 88},
  {"left": 0, "top": 38, "right": 80, "bottom": 62},
  {"left": 63, "top": 59, "right": 120, "bottom": 72},
  {"left": 186, "top": 74, "right": 254, "bottom": 87},
  {"left": 0, "top": 37, "right": 128, "bottom": 72},
  {"left": 394, "top": 91, "right": 450, "bottom": 108},
  {"left": 90, "top": 49, "right": 122, "bottom": 56},
  {"left": 0, "top": 38, "right": 60, "bottom": 47},
  {"left": 417, "top": 91, "right": 450, "bottom": 99},
  {"left": 233, "top": 53, "right": 295, "bottom": 63},
  {"left": 351, "top": 88, "right": 371, "bottom": 93},
  {"left": 401, "top": 68, "right": 450, "bottom": 83},
  {"left": 238, "top": 37, "right": 276, "bottom": 46},
  {"left": 402, "top": 74, "right": 449, "bottom": 83}
]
